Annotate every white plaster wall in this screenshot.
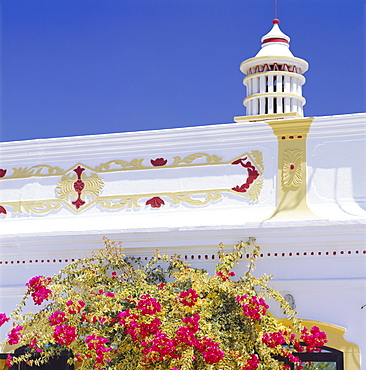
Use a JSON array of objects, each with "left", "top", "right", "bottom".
[
  {"left": 307, "top": 113, "right": 366, "bottom": 219},
  {"left": 1, "top": 114, "right": 365, "bottom": 367}
]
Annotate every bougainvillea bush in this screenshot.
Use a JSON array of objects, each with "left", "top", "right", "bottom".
[{"left": 1, "top": 238, "right": 327, "bottom": 369}]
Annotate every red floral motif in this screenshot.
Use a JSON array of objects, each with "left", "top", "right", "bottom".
[
  {"left": 72, "top": 166, "right": 86, "bottom": 209},
  {"left": 0, "top": 169, "right": 6, "bottom": 178},
  {"left": 150, "top": 158, "right": 168, "bottom": 167},
  {"left": 0, "top": 206, "right": 6, "bottom": 214},
  {"left": 146, "top": 197, "right": 165, "bottom": 208},
  {"left": 231, "top": 158, "right": 259, "bottom": 193},
  {"left": 73, "top": 166, "right": 85, "bottom": 178},
  {"left": 73, "top": 179, "right": 85, "bottom": 193}
]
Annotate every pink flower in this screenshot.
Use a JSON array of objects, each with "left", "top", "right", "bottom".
[
  {"left": 0, "top": 313, "right": 10, "bottom": 327},
  {"left": 242, "top": 354, "right": 260, "bottom": 370},
  {"left": 137, "top": 294, "right": 162, "bottom": 315},
  {"left": 157, "top": 283, "right": 166, "bottom": 290},
  {"left": 85, "top": 335, "right": 113, "bottom": 367},
  {"left": 6, "top": 354, "right": 12, "bottom": 367},
  {"left": 53, "top": 325, "right": 77, "bottom": 345},
  {"left": 195, "top": 337, "right": 224, "bottom": 364},
  {"left": 236, "top": 295, "right": 269, "bottom": 321},
  {"left": 178, "top": 289, "right": 199, "bottom": 307},
  {"left": 262, "top": 331, "right": 286, "bottom": 348},
  {"left": 26, "top": 276, "right": 52, "bottom": 305},
  {"left": 146, "top": 197, "right": 165, "bottom": 208},
  {"left": 300, "top": 326, "right": 327, "bottom": 352},
  {"left": 8, "top": 325, "right": 23, "bottom": 345},
  {"left": 49, "top": 311, "right": 67, "bottom": 326},
  {"left": 216, "top": 270, "right": 235, "bottom": 281},
  {"left": 66, "top": 300, "right": 85, "bottom": 314},
  {"left": 150, "top": 158, "right": 168, "bottom": 166},
  {"left": 105, "top": 292, "right": 115, "bottom": 297},
  {"left": 29, "top": 337, "right": 42, "bottom": 353}
]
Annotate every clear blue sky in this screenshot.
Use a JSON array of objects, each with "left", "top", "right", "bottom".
[{"left": 1, "top": 0, "right": 365, "bottom": 142}]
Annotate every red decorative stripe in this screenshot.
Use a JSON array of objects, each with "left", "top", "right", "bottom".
[{"left": 262, "top": 37, "right": 289, "bottom": 44}]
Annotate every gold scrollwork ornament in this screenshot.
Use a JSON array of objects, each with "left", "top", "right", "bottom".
[{"left": 282, "top": 150, "right": 302, "bottom": 187}]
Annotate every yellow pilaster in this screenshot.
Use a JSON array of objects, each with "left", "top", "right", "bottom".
[{"left": 266, "top": 117, "right": 317, "bottom": 220}]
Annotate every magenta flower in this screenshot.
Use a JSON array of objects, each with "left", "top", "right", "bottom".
[
  {"left": 178, "top": 289, "right": 199, "bottom": 307},
  {"left": 300, "top": 326, "right": 327, "bottom": 352},
  {"left": 6, "top": 354, "right": 12, "bottom": 367},
  {"left": 26, "top": 276, "right": 52, "bottom": 305},
  {"left": 262, "top": 331, "right": 286, "bottom": 348},
  {"left": 0, "top": 313, "right": 10, "bottom": 327},
  {"left": 242, "top": 354, "right": 260, "bottom": 370},
  {"left": 137, "top": 294, "right": 162, "bottom": 315},
  {"left": 236, "top": 295, "right": 269, "bottom": 321},
  {"left": 85, "top": 335, "right": 113, "bottom": 367},
  {"left": 216, "top": 270, "right": 235, "bottom": 281},
  {"left": 53, "top": 325, "right": 77, "bottom": 345},
  {"left": 66, "top": 300, "right": 85, "bottom": 314},
  {"left": 49, "top": 311, "right": 67, "bottom": 326},
  {"left": 8, "top": 326, "right": 23, "bottom": 345}
]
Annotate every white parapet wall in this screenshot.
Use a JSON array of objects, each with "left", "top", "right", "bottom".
[{"left": 0, "top": 112, "right": 365, "bottom": 368}]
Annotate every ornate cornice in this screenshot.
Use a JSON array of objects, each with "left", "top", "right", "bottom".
[{"left": 0, "top": 151, "right": 264, "bottom": 215}]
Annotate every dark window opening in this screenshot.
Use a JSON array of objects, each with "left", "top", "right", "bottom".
[
  {"left": 274, "top": 346, "right": 343, "bottom": 370},
  {"left": 1, "top": 346, "right": 74, "bottom": 370}
]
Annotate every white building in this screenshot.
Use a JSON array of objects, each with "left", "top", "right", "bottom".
[{"left": 0, "top": 19, "right": 365, "bottom": 370}]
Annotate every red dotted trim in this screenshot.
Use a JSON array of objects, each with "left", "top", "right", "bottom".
[
  {"left": 0, "top": 251, "right": 364, "bottom": 265},
  {"left": 261, "top": 250, "right": 364, "bottom": 258},
  {"left": 0, "top": 259, "right": 76, "bottom": 265},
  {"left": 281, "top": 135, "right": 303, "bottom": 140}
]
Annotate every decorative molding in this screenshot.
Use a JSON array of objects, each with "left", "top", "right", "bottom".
[
  {"left": 0, "top": 151, "right": 264, "bottom": 215},
  {"left": 282, "top": 150, "right": 302, "bottom": 187},
  {"left": 4, "top": 165, "right": 64, "bottom": 179},
  {"left": 56, "top": 166, "right": 104, "bottom": 210},
  {"left": 1, "top": 249, "right": 364, "bottom": 265},
  {"left": 0, "top": 153, "right": 224, "bottom": 180},
  {"left": 91, "top": 153, "right": 223, "bottom": 172}
]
